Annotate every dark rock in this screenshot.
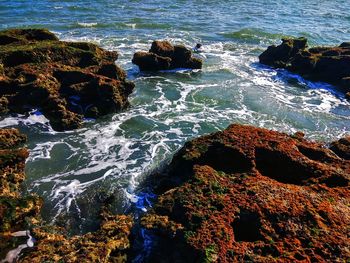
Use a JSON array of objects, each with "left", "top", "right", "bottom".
[
  {"left": 132, "top": 51, "right": 171, "bottom": 71},
  {"left": 150, "top": 40, "right": 175, "bottom": 57},
  {"left": 259, "top": 37, "right": 307, "bottom": 67},
  {"left": 260, "top": 38, "right": 350, "bottom": 99},
  {"left": 0, "top": 28, "right": 135, "bottom": 131},
  {"left": 132, "top": 40, "right": 202, "bottom": 71},
  {"left": 339, "top": 42, "right": 350, "bottom": 48},
  {"left": 330, "top": 136, "right": 350, "bottom": 160},
  {"left": 145, "top": 124, "right": 350, "bottom": 262}
]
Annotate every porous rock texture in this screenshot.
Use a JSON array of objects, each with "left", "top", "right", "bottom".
[
  {"left": 18, "top": 211, "right": 133, "bottom": 263},
  {"left": 0, "top": 128, "right": 42, "bottom": 260},
  {"left": 0, "top": 28, "right": 135, "bottom": 131},
  {"left": 132, "top": 40, "right": 202, "bottom": 71},
  {"left": 144, "top": 124, "right": 350, "bottom": 262},
  {"left": 259, "top": 37, "right": 350, "bottom": 99}
]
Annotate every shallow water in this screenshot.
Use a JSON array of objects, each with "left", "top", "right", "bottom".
[{"left": 0, "top": 0, "right": 349, "bottom": 232}]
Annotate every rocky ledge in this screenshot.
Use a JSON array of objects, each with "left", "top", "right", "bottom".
[
  {"left": 132, "top": 40, "right": 202, "bottom": 71},
  {"left": 0, "top": 29, "right": 135, "bottom": 131},
  {"left": 143, "top": 124, "right": 350, "bottom": 262},
  {"left": 0, "top": 128, "right": 133, "bottom": 263},
  {"left": 259, "top": 38, "right": 350, "bottom": 99}
]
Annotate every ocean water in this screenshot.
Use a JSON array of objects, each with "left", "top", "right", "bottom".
[{"left": 0, "top": 0, "right": 349, "bottom": 233}]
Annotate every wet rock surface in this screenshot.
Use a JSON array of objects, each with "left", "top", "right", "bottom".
[
  {"left": 0, "top": 128, "right": 42, "bottom": 260},
  {"left": 0, "top": 28, "right": 135, "bottom": 131},
  {"left": 132, "top": 40, "right": 202, "bottom": 71},
  {"left": 144, "top": 124, "right": 350, "bottom": 262},
  {"left": 18, "top": 212, "right": 133, "bottom": 263},
  {"left": 259, "top": 38, "right": 350, "bottom": 98}
]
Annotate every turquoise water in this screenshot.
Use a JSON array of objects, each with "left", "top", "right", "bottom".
[{"left": 0, "top": 0, "right": 349, "bottom": 232}]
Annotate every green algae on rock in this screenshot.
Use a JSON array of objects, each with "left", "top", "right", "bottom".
[
  {"left": 259, "top": 38, "right": 350, "bottom": 99},
  {"left": 0, "top": 28, "right": 135, "bottom": 131},
  {"left": 144, "top": 124, "right": 350, "bottom": 262}
]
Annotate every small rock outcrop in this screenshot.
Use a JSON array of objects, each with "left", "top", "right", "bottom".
[
  {"left": 259, "top": 38, "right": 350, "bottom": 99},
  {"left": 0, "top": 29, "right": 135, "bottom": 131},
  {"left": 132, "top": 40, "right": 202, "bottom": 71},
  {"left": 144, "top": 124, "right": 350, "bottom": 262}
]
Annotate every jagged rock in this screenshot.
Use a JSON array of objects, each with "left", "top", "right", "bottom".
[
  {"left": 145, "top": 124, "right": 350, "bottom": 262},
  {"left": 259, "top": 38, "right": 350, "bottom": 99},
  {"left": 132, "top": 40, "right": 202, "bottom": 71},
  {"left": 0, "top": 28, "right": 135, "bottom": 131}
]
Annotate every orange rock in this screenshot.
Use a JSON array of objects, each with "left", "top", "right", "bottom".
[{"left": 147, "top": 124, "right": 350, "bottom": 262}]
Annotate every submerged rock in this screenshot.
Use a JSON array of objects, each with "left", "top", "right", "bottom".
[
  {"left": 259, "top": 38, "right": 350, "bottom": 99},
  {"left": 132, "top": 40, "right": 202, "bottom": 71},
  {"left": 144, "top": 124, "right": 350, "bottom": 262},
  {"left": 0, "top": 28, "right": 135, "bottom": 131}
]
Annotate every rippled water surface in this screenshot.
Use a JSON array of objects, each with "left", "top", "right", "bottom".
[{"left": 1, "top": 0, "right": 349, "bottom": 232}]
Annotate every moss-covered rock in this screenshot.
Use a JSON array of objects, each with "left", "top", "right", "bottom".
[
  {"left": 145, "top": 124, "right": 350, "bottom": 262},
  {"left": 18, "top": 213, "right": 133, "bottom": 263},
  {"left": 0, "top": 28, "right": 135, "bottom": 131}
]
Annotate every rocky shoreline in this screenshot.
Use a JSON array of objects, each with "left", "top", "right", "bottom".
[
  {"left": 1, "top": 125, "right": 349, "bottom": 262},
  {"left": 0, "top": 29, "right": 349, "bottom": 262}
]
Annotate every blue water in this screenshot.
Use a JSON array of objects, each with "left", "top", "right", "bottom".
[{"left": 0, "top": 0, "right": 349, "bottom": 232}]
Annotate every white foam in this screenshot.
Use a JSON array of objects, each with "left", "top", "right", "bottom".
[
  {"left": 1, "top": 230, "right": 34, "bottom": 263},
  {"left": 77, "top": 22, "right": 98, "bottom": 27}
]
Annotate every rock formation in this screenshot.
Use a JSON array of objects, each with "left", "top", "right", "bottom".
[
  {"left": 0, "top": 29, "right": 135, "bottom": 131},
  {"left": 259, "top": 38, "right": 350, "bottom": 99},
  {"left": 0, "top": 128, "right": 42, "bottom": 261},
  {"left": 132, "top": 40, "right": 202, "bottom": 71},
  {"left": 143, "top": 124, "right": 350, "bottom": 262}
]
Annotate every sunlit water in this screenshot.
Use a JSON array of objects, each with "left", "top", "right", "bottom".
[{"left": 0, "top": 0, "right": 349, "bottom": 233}]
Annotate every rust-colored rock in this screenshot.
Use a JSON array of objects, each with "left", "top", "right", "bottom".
[
  {"left": 259, "top": 38, "right": 350, "bottom": 99},
  {"left": 0, "top": 28, "right": 135, "bottom": 131},
  {"left": 145, "top": 124, "right": 350, "bottom": 262},
  {"left": 132, "top": 40, "right": 202, "bottom": 71}
]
